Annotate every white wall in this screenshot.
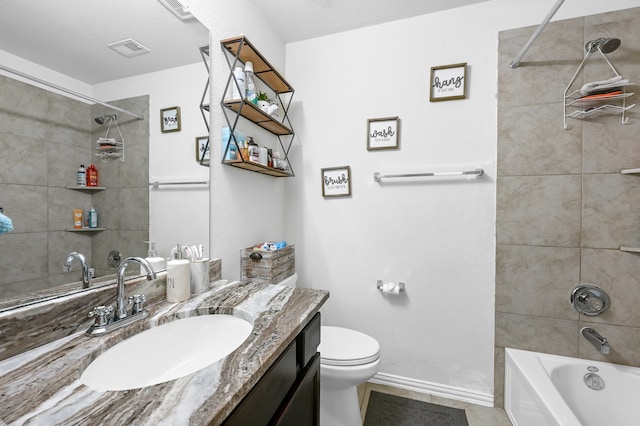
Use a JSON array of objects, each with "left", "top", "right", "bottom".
[
  {"left": 0, "top": 49, "right": 92, "bottom": 101},
  {"left": 93, "top": 63, "right": 210, "bottom": 258},
  {"left": 189, "top": 0, "right": 289, "bottom": 279},
  {"left": 284, "top": 0, "right": 640, "bottom": 404}
]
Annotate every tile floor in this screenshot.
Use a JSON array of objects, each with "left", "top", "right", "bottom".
[{"left": 357, "top": 382, "right": 513, "bottom": 426}]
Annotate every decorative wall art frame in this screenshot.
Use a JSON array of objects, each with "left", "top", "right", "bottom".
[
  {"left": 321, "top": 166, "right": 351, "bottom": 197},
  {"left": 196, "top": 136, "right": 209, "bottom": 162},
  {"left": 160, "top": 106, "right": 181, "bottom": 132},
  {"left": 430, "top": 63, "right": 467, "bottom": 102},
  {"left": 367, "top": 117, "right": 400, "bottom": 151}
]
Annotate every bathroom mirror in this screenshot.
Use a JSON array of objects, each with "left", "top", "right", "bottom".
[{"left": 0, "top": 1, "right": 210, "bottom": 311}]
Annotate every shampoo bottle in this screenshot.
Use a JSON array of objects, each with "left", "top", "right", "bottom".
[
  {"left": 141, "top": 240, "right": 166, "bottom": 274},
  {"left": 166, "top": 243, "right": 191, "bottom": 303},
  {"left": 77, "top": 164, "right": 86, "bottom": 186},
  {"left": 87, "top": 164, "right": 99, "bottom": 187}
]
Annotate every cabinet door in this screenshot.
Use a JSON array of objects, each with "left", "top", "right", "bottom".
[
  {"left": 223, "top": 341, "right": 297, "bottom": 426},
  {"left": 274, "top": 353, "right": 320, "bottom": 426}
]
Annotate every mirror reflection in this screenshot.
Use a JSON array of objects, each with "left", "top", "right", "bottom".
[{"left": 0, "top": 1, "right": 210, "bottom": 310}]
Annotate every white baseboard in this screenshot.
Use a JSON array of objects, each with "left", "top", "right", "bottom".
[{"left": 369, "top": 372, "right": 494, "bottom": 408}]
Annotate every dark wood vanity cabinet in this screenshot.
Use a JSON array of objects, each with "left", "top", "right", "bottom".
[{"left": 223, "top": 312, "right": 321, "bottom": 426}]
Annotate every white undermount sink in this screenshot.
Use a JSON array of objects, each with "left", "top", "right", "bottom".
[{"left": 80, "top": 314, "right": 253, "bottom": 391}]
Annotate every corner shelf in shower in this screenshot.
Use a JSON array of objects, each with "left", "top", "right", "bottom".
[
  {"left": 65, "top": 186, "right": 106, "bottom": 191},
  {"left": 65, "top": 227, "right": 106, "bottom": 233},
  {"left": 619, "top": 169, "right": 640, "bottom": 252},
  {"left": 621, "top": 168, "right": 640, "bottom": 175}
]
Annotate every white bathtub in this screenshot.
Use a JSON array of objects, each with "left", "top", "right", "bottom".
[{"left": 505, "top": 348, "right": 640, "bottom": 426}]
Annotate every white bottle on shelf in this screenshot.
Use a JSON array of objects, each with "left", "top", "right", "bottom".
[
  {"left": 77, "top": 164, "right": 86, "bottom": 186},
  {"left": 245, "top": 61, "right": 257, "bottom": 104},
  {"left": 231, "top": 66, "right": 245, "bottom": 100}
]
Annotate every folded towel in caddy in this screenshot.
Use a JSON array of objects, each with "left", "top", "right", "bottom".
[{"left": 580, "top": 75, "right": 627, "bottom": 95}]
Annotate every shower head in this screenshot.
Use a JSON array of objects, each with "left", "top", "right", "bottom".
[
  {"left": 94, "top": 114, "right": 117, "bottom": 125},
  {"left": 585, "top": 37, "right": 621, "bottom": 54}
]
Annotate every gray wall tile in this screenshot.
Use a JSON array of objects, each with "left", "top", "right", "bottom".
[
  {"left": 582, "top": 174, "right": 640, "bottom": 249},
  {"left": 496, "top": 175, "right": 581, "bottom": 246},
  {"left": 495, "top": 312, "right": 578, "bottom": 356},
  {"left": 496, "top": 245, "right": 580, "bottom": 319},
  {"left": 498, "top": 104, "right": 582, "bottom": 176}
]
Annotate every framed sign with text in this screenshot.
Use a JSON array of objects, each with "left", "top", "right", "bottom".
[
  {"left": 367, "top": 116, "right": 400, "bottom": 151},
  {"left": 160, "top": 106, "right": 181, "bottom": 133},
  {"left": 430, "top": 63, "right": 467, "bottom": 101},
  {"left": 321, "top": 166, "right": 351, "bottom": 197},
  {"left": 196, "top": 136, "right": 209, "bottom": 162}
]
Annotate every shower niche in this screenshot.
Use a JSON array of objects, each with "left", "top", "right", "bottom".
[{"left": 563, "top": 37, "right": 635, "bottom": 129}]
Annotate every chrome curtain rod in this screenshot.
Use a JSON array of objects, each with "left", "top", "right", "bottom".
[
  {"left": 0, "top": 64, "right": 144, "bottom": 120},
  {"left": 149, "top": 180, "right": 209, "bottom": 188},
  {"left": 510, "top": 0, "right": 565, "bottom": 69},
  {"left": 374, "top": 168, "right": 484, "bottom": 182}
]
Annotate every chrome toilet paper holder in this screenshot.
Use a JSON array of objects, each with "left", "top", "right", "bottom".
[{"left": 376, "top": 280, "right": 405, "bottom": 292}]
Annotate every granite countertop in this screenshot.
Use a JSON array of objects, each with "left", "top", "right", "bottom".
[{"left": 0, "top": 280, "right": 329, "bottom": 425}]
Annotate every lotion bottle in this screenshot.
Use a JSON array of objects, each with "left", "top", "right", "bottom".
[
  {"left": 88, "top": 207, "right": 98, "bottom": 228},
  {"left": 141, "top": 240, "right": 166, "bottom": 274},
  {"left": 166, "top": 243, "right": 190, "bottom": 303}
]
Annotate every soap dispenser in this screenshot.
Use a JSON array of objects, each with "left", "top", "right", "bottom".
[
  {"left": 141, "top": 240, "right": 166, "bottom": 274},
  {"left": 166, "top": 243, "right": 191, "bottom": 303}
]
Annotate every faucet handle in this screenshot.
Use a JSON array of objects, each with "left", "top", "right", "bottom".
[
  {"left": 128, "top": 294, "right": 146, "bottom": 315},
  {"left": 88, "top": 305, "right": 114, "bottom": 327}
]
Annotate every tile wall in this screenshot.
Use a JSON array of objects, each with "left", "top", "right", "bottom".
[
  {"left": 494, "top": 7, "right": 640, "bottom": 406},
  {"left": 0, "top": 74, "right": 149, "bottom": 299}
]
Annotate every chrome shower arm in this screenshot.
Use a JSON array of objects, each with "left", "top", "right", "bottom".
[{"left": 510, "top": 0, "right": 565, "bottom": 69}]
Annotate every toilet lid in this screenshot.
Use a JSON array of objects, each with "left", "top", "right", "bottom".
[{"left": 319, "top": 326, "right": 380, "bottom": 366}]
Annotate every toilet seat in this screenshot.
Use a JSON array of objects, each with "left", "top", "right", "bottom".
[{"left": 319, "top": 326, "right": 380, "bottom": 367}]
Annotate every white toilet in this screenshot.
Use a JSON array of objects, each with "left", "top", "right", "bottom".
[{"left": 277, "top": 274, "right": 381, "bottom": 426}]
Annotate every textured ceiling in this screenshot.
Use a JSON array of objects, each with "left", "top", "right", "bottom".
[{"left": 0, "top": 0, "right": 489, "bottom": 84}]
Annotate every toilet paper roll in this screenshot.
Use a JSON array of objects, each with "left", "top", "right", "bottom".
[{"left": 381, "top": 282, "right": 400, "bottom": 295}]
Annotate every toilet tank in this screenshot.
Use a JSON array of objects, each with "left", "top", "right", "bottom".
[{"left": 277, "top": 273, "right": 298, "bottom": 288}]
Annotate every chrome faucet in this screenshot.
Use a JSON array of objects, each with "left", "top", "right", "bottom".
[
  {"left": 115, "top": 257, "right": 156, "bottom": 320},
  {"left": 581, "top": 327, "right": 610, "bottom": 355},
  {"left": 86, "top": 256, "right": 157, "bottom": 337},
  {"left": 63, "top": 251, "right": 90, "bottom": 288}
]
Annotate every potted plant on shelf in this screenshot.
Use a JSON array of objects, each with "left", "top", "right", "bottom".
[{"left": 257, "top": 92, "right": 271, "bottom": 112}]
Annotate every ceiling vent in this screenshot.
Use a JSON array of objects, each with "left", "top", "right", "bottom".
[
  {"left": 157, "top": 0, "right": 195, "bottom": 21},
  {"left": 107, "top": 39, "right": 151, "bottom": 58}
]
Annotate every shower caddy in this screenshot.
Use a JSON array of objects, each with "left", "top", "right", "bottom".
[
  {"left": 217, "top": 35, "right": 295, "bottom": 177},
  {"left": 563, "top": 38, "right": 635, "bottom": 129},
  {"left": 94, "top": 117, "right": 125, "bottom": 163}
]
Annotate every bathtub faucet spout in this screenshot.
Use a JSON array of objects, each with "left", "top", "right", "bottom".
[{"left": 581, "top": 327, "right": 610, "bottom": 355}]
